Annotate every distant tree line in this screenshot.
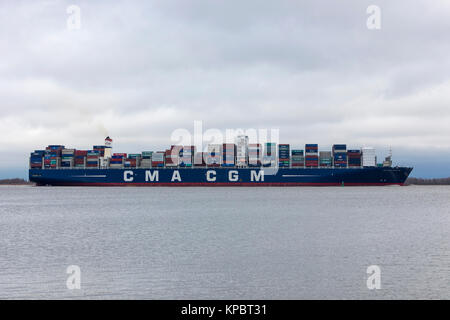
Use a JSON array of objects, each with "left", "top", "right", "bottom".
[
  {"left": 0, "top": 178, "right": 33, "bottom": 185},
  {"left": 406, "top": 177, "right": 450, "bottom": 185}
]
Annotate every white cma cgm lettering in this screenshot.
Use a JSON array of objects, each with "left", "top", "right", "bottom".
[
  {"left": 207, "top": 170, "right": 216, "bottom": 182},
  {"left": 229, "top": 170, "right": 239, "bottom": 182},
  {"left": 171, "top": 170, "right": 181, "bottom": 182},
  {"left": 124, "top": 170, "right": 134, "bottom": 182},
  {"left": 145, "top": 170, "right": 159, "bottom": 182},
  {"left": 251, "top": 170, "right": 264, "bottom": 182}
]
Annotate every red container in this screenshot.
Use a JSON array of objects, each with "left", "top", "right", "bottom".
[{"left": 113, "top": 153, "right": 127, "bottom": 158}]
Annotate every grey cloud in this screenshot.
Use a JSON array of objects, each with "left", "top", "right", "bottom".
[{"left": 1, "top": 0, "right": 450, "bottom": 176}]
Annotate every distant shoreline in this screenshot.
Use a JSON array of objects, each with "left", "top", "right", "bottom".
[
  {"left": 405, "top": 177, "right": 450, "bottom": 185},
  {"left": 0, "top": 178, "right": 34, "bottom": 185}
]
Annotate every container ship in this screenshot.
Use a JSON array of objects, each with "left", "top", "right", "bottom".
[{"left": 29, "top": 137, "right": 413, "bottom": 186}]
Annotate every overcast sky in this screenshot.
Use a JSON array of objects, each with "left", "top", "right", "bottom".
[{"left": 1, "top": 0, "right": 450, "bottom": 178}]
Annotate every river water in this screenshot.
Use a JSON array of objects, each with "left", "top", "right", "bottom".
[{"left": 0, "top": 185, "right": 449, "bottom": 299}]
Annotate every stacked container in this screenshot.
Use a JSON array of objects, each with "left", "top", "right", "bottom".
[
  {"left": 30, "top": 150, "right": 45, "bottom": 169},
  {"left": 110, "top": 153, "right": 125, "bottom": 168},
  {"left": 291, "top": 150, "right": 304, "bottom": 167},
  {"left": 305, "top": 144, "right": 319, "bottom": 168},
  {"left": 278, "top": 144, "right": 290, "bottom": 167},
  {"left": 248, "top": 143, "right": 261, "bottom": 167},
  {"left": 45, "top": 145, "right": 63, "bottom": 169},
  {"left": 263, "top": 142, "right": 276, "bottom": 167},
  {"left": 151, "top": 152, "right": 165, "bottom": 167},
  {"left": 61, "top": 149, "right": 75, "bottom": 168},
  {"left": 125, "top": 154, "right": 141, "bottom": 168},
  {"left": 140, "top": 151, "right": 153, "bottom": 168},
  {"left": 31, "top": 141, "right": 381, "bottom": 172},
  {"left": 236, "top": 135, "right": 248, "bottom": 167},
  {"left": 347, "top": 149, "right": 362, "bottom": 167},
  {"left": 86, "top": 150, "right": 100, "bottom": 168},
  {"left": 166, "top": 146, "right": 182, "bottom": 167},
  {"left": 74, "top": 150, "right": 87, "bottom": 168},
  {"left": 362, "top": 147, "right": 376, "bottom": 167},
  {"left": 207, "top": 144, "right": 222, "bottom": 167},
  {"left": 180, "top": 146, "right": 194, "bottom": 167},
  {"left": 332, "top": 144, "right": 347, "bottom": 168},
  {"left": 194, "top": 152, "right": 206, "bottom": 167},
  {"left": 124, "top": 158, "right": 137, "bottom": 168},
  {"left": 93, "top": 145, "right": 106, "bottom": 157},
  {"left": 222, "top": 143, "right": 236, "bottom": 167},
  {"left": 319, "top": 151, "right": 332, "bottom": 168}
]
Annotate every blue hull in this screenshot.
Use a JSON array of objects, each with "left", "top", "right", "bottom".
[{"left": 29, "top": 167, "right": 413, "bottom": 186}]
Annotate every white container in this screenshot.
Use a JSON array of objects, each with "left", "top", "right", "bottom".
[{"left": 362, "top": 147, "right": 376, "bottom": 167}]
